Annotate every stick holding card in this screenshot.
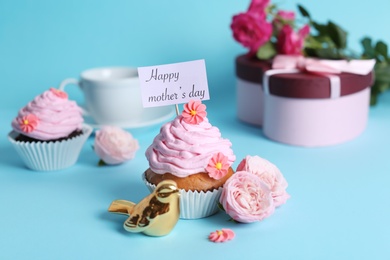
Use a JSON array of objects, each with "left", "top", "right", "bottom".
[{"left": 137, "top": 59, "right": 210, "bottom": 116}]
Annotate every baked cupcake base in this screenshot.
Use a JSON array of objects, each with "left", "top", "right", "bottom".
[
  {"left": 144, "top": 168, "right": 233, "bottom": 192},
  {"left": 8, "top": 124, "right": 93, "bottom": 171},
  {"left": 14, "top": 129, "right": 83, "bottom": 143}
]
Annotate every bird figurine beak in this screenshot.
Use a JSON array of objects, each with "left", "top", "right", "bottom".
[{"left": 108, "top": 180, "right": 180, "bottom": 237}]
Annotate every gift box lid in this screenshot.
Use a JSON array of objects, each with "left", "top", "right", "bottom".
[{"left": 236, "top": 54, "right": 374, "bottom": 99}]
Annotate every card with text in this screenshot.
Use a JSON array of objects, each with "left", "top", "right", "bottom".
[{"left": 137, "top": 59, "right": 210, "bottom": 108}]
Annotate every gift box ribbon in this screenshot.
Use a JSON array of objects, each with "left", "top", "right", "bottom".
[{"left": 263, "top": 55, "right": 376, "bottom": 99}]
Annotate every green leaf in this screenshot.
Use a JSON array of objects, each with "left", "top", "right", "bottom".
[
  {"left": 361, "top": 37, "right": 375, "bottom": 58},
  {"left": 370, "top": 93, "right": 378, "bottom": 106},
  {"left": 304, "top": 36, "right": 322, "bottom": 49},
  {"left": 361, "top": 37, "right": 372, "bottom": 50},
  {"left": 312, "top": 22, "right": 329, "bottom": 36},
  {"left": 256, "top": 41, "right": 277, "bottom": 60},
  {"left": 98, "top": 159, "right": 107, "bottom": 166},
  {"left": 370, "top": 81, "right": 389, "bottom": 105},
  {"left": 314, "top": 48, "right": 343, "bottom": 59},
  {"left": 370, "top": 63, "right": 390, "bottom": 105},
  {"left": 297, "top": 4, "right": 311, "bottom": 19},
  {"left": 303, "top": 47, "right": 318, "bottom": 57},
  {"left": 228, "top": 218, "right": 239, "bottom": 223},
  {"left": 375, "top": 41, "right": 388, "bottom": 59},
  {"left": 375, "top": 65, "right": 390, "bottom": 75},
  {"left": 375, "top": 72, "right": 390, "bottom": 83},
  {"left": 316, "top": 36, "right": 338, "bottom": 49},
  {"left": 217, "top": 202, "right": 225, "bottom": 212},
  {"left": 327, "top": 21, "right": 347, "bottom": 49},
  {"left": 379, "top": 82, "right": 390, "bottom": 92}
]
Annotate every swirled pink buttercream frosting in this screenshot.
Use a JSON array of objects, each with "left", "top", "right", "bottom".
[
  {"left": 145, "top": 115, "right": 236, "bottom": 178},
  {"left": 11, "top": 88, "right": 83, "bottom": 140}
]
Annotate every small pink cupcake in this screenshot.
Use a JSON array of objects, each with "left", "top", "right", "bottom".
[{"left": 8, "top": 88, "right": 92, "bottom": 171}]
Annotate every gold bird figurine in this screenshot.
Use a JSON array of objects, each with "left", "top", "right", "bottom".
[{"left": 108, "top": 180, "right": 180, "bottom": 237}]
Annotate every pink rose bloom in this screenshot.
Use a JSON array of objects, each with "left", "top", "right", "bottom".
[
  {"left": 248, "top": 0, "right": 270, "bottom": 17},
  {"left": 272, "top": 10, "right": 295, "bottom": 34},
  {"left": 220, "top": 171, "right": 275, "bottom": 223},
  {"left": 231, "top": 12, "right": 272, "bottom": 55},
  {"left": 94, "top": 126, "right": 139, "bottom": 165},
  {"left": 276, "top": 24, "right": 310, "bottom": 55},
  {"left": 276, "top": 10, "right": 295, "bottom": 21},
  {"left": 236, "top": 155, "right": 290, "bottom": 207}
]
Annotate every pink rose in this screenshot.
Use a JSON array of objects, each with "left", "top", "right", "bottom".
[
  {"left": 275, "top": 10, "right": 295, "bottom": 21},
  {"left": 231, "top": 12, "right": 272, "bottom": 55},
  {"left": 276, "top": 24, "right": 310, "bottom": 55},
  {"left": 272, "top": 10, "right": 295, "bottom": 34},
  {"left": 237, "top": 155, "right": 290, "bottom": 207},
  {"left": 248, "top": 0, "right": 270, "bottom": 17},
  {"left": 220, "top": 171, "right": 275, "bottom": 223},
  {"left": 94, "top": 126, "right": 139, "bottom": 165}
]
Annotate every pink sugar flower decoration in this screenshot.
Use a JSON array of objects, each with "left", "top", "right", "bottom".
[
  {"left": 206, "top": 152, "right": 230, "bottom": 180},
  {"left": 50, "top": 87, "right": 68, "bottom": 99},
  {"left": 18, "top": 114, "right": 39, "bottom": 133},
  {"left": 182, "top": 100, "right": 207, "bottom": 124},
  {"left": 209, "top": 229, "right": 235, "bottom": 243}
]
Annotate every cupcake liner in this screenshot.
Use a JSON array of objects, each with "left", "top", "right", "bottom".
[
  {"left": 142, "top": 172, "right": 222, "bottom": 219},
  {"left": 8, "top": 124, "right": 93, "bottom": 171}
]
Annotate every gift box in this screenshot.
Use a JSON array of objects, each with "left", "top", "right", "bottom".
[{"left": 236, "top": 54, "right": 375, "bottom": 147}]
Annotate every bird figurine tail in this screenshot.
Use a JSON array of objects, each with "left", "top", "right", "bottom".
[{"left": 108, "top": 200, "right": 136, "bottom": 215}]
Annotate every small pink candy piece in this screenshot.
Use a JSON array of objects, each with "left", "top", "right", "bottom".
[
  {"left": 182, "top": 100, "right": 207, "bottom": 124},
  {"left": 208, "top": 229, "right": 235, "bottom": 243},
  {"left": 206, "top": 152, "right": 230, "bottom": 180},
  {"left": 18, "top": 114, "right": 39, "bottom": 133},
  {"left": 50, "top": 87, "right": 68, "bottom": 99}
]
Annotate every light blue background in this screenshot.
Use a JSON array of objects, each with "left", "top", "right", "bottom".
[
  {"left": 1, "top": 1, "right": 390, "bottom": 260},
  {"left": 1, "top": 0, "right": 390, "bottom": 109}
]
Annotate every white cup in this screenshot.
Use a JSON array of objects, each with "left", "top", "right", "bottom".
[{"left": 59, "top": 67, "right": 156, "bottom": 126}]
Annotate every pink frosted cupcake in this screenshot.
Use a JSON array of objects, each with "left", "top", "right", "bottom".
[
  {"left": 143, "top": 100, "right": 236, "bottom": 219},
  {"left": 8, "top": 88, "right": 92, "bottom": 171}
]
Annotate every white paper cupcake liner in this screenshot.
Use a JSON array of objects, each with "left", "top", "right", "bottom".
[
  {"left": 8, "top": 124, "right": 93, "bottom": 171},
  {"left": 142, "top": 172, "right": 222, "bottom": 219}
]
